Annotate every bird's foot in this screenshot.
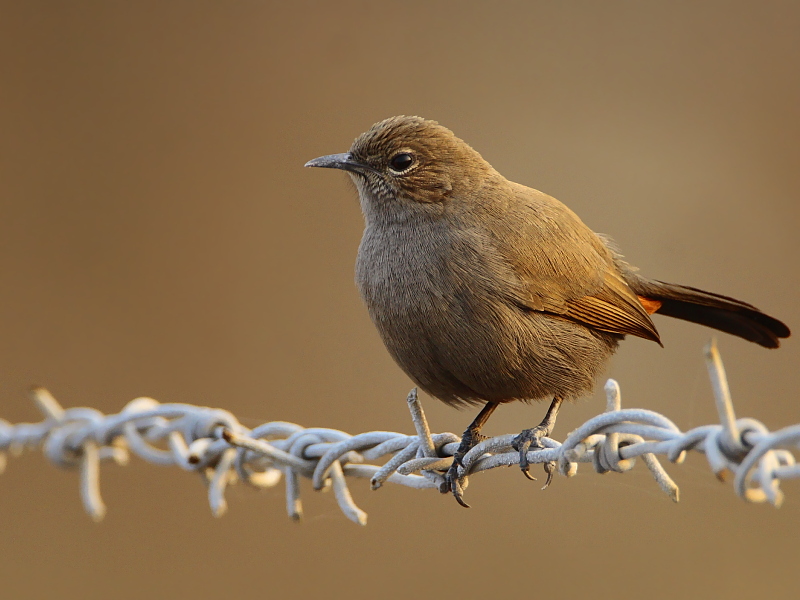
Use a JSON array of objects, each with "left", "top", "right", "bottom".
[
  {"left": 511, "top": 426, "right": 555, "bottom": 489},
  {"left": 443, "top": 429, "right": 487, "bottom": 508}
]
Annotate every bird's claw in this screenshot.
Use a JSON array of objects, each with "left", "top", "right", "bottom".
[
  {"left": 515, "top": 436, "right": 537, "bottom": 480},
  {"left": 443, "top": 454, "right": 471, "bottom": 508},
  {"left": 442, "top": 429, "right": 486, "bottom": 508},
  {"left": 512, "top": 426, "right": 553, "bottom": 488},
  {"left": 541, "top": 461, "right": 555, "bottom": 490}
]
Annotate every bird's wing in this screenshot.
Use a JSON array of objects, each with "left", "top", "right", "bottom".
[
  {"left": 491, "top": 185, "right": 661, "bottom": 344},
  {"left": 560, "top": 271, "right": 661, "bottom": 342}
]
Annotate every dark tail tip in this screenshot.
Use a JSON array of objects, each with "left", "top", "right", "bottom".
[
  {"left": 657, "top": 300, "right": 789, "bottom": 348},
  {"left": 635, "top": 280, "right": 790, "bottom": 349}
]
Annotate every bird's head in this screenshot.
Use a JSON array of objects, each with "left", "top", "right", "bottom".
[{"left": 305, "top": 116, "right": 496, "bottom": 220}]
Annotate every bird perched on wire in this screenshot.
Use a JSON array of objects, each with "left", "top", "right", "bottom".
[{"left": 305, "top": 116, "right": 790, "bottom": 507}]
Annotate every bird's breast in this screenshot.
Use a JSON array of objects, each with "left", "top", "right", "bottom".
[
  {"left": 354, "top": 221, "right": 518, "bottom": 361},
  {"left": 356, "top": 222, "right": 461, "bottom": 321}
]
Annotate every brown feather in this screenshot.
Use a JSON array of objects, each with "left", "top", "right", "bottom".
[{"left": 564, "top": 294, "right": 661, "bottom": 343}]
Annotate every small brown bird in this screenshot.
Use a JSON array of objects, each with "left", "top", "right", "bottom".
[{"left": 305, "top": 116, "right": 790, "bottom": 507}]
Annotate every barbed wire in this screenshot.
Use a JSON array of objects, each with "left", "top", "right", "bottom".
[{"left": 0, "top": 341, "right": 798, "bottom": 525}]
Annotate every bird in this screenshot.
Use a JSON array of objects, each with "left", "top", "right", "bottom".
[{"left": 304, "top": 115, "right": 790, "bottom": 507}]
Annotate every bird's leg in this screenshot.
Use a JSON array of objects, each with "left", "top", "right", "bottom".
[
  {"left": 444, "top": 401, "right": 499, "bottom": 508},
  {"left": 511, "top": 396, "right": 564, "bottom": 489}
]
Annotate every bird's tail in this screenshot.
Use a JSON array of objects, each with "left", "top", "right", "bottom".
[{"left": 628, "top": 278, "right": 791, "bottom": 349}]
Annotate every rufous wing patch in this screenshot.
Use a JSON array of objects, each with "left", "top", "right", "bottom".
[{"left": 637, "top": 296, "right": 663, "bottom": 315}]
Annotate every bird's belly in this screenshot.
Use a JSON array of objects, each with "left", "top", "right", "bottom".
[{"left": 356, "top": 239, "right": 618, "bottom": 405}]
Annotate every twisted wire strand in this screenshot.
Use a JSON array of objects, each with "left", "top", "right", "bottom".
[{"left": 0, "top": 342, "right": 797, "bottom": 525}]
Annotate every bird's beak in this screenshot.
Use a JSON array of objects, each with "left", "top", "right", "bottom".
[{"left": 304, "top": 153, "right": 374, "bottom": 175}]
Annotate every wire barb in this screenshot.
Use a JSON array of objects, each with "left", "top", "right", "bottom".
[{"left": 0, "top": 346, "right": 797, "bottom": 525}]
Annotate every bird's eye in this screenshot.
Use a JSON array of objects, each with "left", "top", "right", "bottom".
[{"left": 389, "top": 152, "right": 414, "bottom": 173}]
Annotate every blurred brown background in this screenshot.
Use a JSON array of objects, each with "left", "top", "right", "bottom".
[{"left": 1, "top": 2, "right": 798, "bottom": 599}]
